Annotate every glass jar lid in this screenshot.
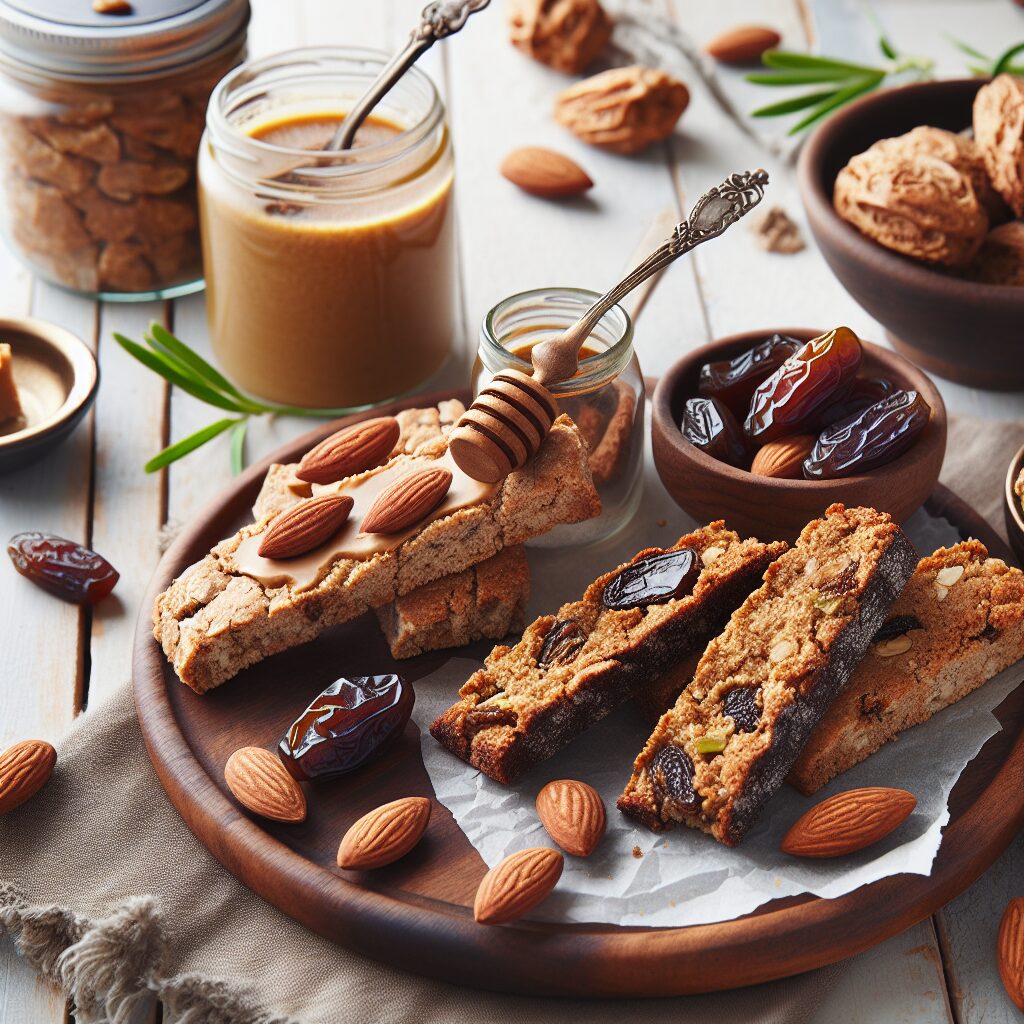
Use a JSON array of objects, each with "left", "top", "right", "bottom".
[{"left": 0, "top": 0, "right": 249, "bottom": 77}]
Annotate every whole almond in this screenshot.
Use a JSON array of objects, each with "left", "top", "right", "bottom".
[
  {"left": 361, "top": 467, "right": 453, "bottom": 534},
  {"left": 536, "top": 779, "right": 605, "bottom": 857},
  {"left": 258, "top": 494, "right": 354, "bottom": 559},
  {"left": 0, "top": 740, "right": 56, "bottom": 815},
  {"left": 706, "top": 25, "right": 781, "bottom": 64},
  {"left": 337, "top": 796, "right": 432, "bottom": 870},
  {"left": 225, "top": 746, "right": 306, "bottom": 824},
  {"left": 998, "top": 897, "right": 1024, "bottom": 1010},
  {"left": 750, "top": 434, "right": 816, "bottom": 479},
  {"left": 474, "top": 847, "right": 564, "bottom": 925},
  {"left": 781, "top": 787, "right": 916, "bottom": 858},
  {"left": 297, "top": 417, "right": 401, "bottom": 484},
  {"left": 500, "top": 147, "right": 593, "bottom": 198}
]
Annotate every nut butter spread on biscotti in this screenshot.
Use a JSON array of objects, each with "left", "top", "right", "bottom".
[
  {"left": 618, "top": 504, "right": 916, "bottom": 847},
  {"left": 430, "top": 523, "right": 787, "bottom": 785}
]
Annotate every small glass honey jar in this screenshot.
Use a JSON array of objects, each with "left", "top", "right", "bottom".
[{"left": 473, "top": 287, "right": 644, "bottom": 545}]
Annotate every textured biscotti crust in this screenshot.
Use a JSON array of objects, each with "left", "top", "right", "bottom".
[
  {"left": 375, "top": 547, "right": 530, "bottom": 659},
  {"left": 790, "top": 540, "right": 1024, "bottom": 794},
  {"left": 430, "top": 524, "right": 787, "bottom": 785},
  {"left": 618, "top": 504, "right": 916, "bottom": 846},
  {"left": 154, "top": 415, "right": 599, "bottom": 694},
  {"left": 253, "top": 401, "right": 466, "bottom": 521}
]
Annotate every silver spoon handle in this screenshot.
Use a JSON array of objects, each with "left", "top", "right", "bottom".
[
  {"left": 327, "top": 0, "right": 491, "bottom": 152},
  {"left": 554, "top": 169, "right": 771, "bottom": 357}
]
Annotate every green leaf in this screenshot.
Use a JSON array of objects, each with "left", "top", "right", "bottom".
[
  {"left": 229, "top": 418, "right": 248, "bottom": 476},
  {"left": 146, "top": 323, "right": 257, "bottom": 407},
  {"left": 761, "top": 50, "right": 882, "bottom": 74},
  {"left": 878, "top": 34, "right": 898, "bottom": 60},
  {"left": 746, "top": 67, "right": 864, "bottom": 85},
  {"left": 113, "top": 333, "right": 252, "bottom": 414},
  {"left": 947, "top": 35, "right": 990, "bottom": 62},
  {"left": 993, "top": 41, "right": 1024, "bottom": 75},
  {"left": 751, "top": 88, "right": 842, "bottom": 118},
  {"left": 145, "top": 418, "right": 240, "bottom": 473},
  {"left": 788, "top": 76, "right": 883, "bottom": 134}
]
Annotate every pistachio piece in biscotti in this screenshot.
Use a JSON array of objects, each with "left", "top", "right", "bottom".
[
  {"left": 974, "top": 74, "right": 1024, "bottom": 218},
  {"left": 834, "top": 149, "right": 987, "bottom": 268}
]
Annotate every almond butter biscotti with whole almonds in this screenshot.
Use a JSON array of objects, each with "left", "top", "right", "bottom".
[
  {"left": 789, "top": 540, "right": 1024, "bottom": 794},
  {"left": 618, "top": 504, "right": 916, "bottom": 847},
  {"left": 430, "top": 523, "right": 787, "bottom": 785},
  {"left": 154, "top": 414, "right": 599, "bottom": 694}
]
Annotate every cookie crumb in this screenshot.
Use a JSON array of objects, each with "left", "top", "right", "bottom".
[
  {"left": 632, "top": 845, "right": 643, "bottom": 858},
  {"left": 750, "top": 206, "right": 805, "bottom": 254},
  {"left": 656, "top": 518, "right": 667, "bottom": 528}
]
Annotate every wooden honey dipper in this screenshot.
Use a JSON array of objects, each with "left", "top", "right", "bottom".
[{"left": 449, "top": 168, "right": 771, "bottom": 484}]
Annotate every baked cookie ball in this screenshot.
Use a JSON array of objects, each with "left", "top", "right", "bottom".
[
  {"left": 973, "top": 74, "right": 1024, "bottom": 217},
  {"left": 834, "top": 149, "right": 988, "bottom": 268},
  {"left": 965, "top": 221, "right": 1024, "bottom": 286}
]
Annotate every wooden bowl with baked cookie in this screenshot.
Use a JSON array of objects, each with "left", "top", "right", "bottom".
[
  {"left": 798, "top": 78, "right": 1024, "bottom": 390},
  {"left": 652, "top": 327, "right": 947, "bottom": 543},
  {"left": 1003, "top": 443, "right": 1024, "bottom": 565}
]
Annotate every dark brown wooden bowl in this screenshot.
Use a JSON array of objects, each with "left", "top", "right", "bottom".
[
  {"left": 1004, "top": 443, "right": 1024, "bottom": 564},
  {"left": 798, "top": 78, "right": 1024, "bottom": 390},
  {"left": 652, "top": 328, "right": 947, "bottom": 543}
]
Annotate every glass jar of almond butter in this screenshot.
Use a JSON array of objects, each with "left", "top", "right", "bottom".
[
  {"left": 0, "top": 0, "right": 248, "bottom": 299},
  {"left": 473, "top": 287, "right": 645, "bottom": 545}
]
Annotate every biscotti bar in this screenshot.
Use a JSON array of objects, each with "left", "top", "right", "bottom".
[
  {"left": 618, "top": 504, "right": 916, "bottom": 846},
  {"left": 154, "top": 415, "right": 599, "bottom": 694},
  {"left": 430, "top": 523, "right": 787, "bottom": 784},
  {"left": 375, "top": 546, "right": 530, "bottom": 659},
  {"left": 790, "top": 540, "right": 1024, "bottom": 794}
]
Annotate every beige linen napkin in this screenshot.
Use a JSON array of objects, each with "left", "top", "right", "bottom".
[{"left": 0, "top": 414, "right": 1017, "bottom": 1024}]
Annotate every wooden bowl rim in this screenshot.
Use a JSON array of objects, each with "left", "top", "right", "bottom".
[
  {"left": 1004, "top": 443, "right": 1024, "bottom": 540},
  {"left": 651, "top": 327, "right": 947, "bottom": 495},
  {"left": 797, "top": 76, "right": 1024, "bottom": 309}
]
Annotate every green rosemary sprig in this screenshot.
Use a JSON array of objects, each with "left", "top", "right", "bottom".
[{"left": 113, "top": 323, "right": 347, "bottom": 474}]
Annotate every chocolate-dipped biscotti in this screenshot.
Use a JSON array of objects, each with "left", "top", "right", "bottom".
[
  {"left": 430, "top": 523, "right": 787, "bottom": 784},
  {"left": 618, "top": 504, "right": 917, "bottom": 846}
]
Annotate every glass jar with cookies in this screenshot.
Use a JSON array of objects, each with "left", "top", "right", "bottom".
[
  {"left": 473, "top": 287, "right": 644, "bottom": 545},
  {"left": 0, "top": 0, "right": 248, "bottom": 299}
]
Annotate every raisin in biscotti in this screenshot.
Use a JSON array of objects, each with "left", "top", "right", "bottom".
[
  {"left": 375, "top": 546, "right": 530, "bottom": 659},
  {"left": 618, "top": 504, "right": 916, "bottom": 846},
  {"left": 430, "top": 524, "right": 787, "bottom": 785},
  {"left": 154, "top": 415, "right": 599, "bottom": 694},
  {"left": 790, "top": 540, "right": 1024, "bottom": 794}
]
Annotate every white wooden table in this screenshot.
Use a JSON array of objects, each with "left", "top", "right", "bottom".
[{"left": 2, "top": 0, "right": 1022, "bottom": 1020}]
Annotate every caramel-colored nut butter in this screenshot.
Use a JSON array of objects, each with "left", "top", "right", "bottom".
[{"left": 199, "top": 113, "right": 455, "bottom": 409}]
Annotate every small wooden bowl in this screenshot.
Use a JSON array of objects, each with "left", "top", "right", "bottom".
[
  {"left": 798, "top": 78, "right": 1024, "bottom": 390},
  {"left": 0, "top": 316, "right": 98, "bottom": 474},
  {"left": 1003, "top": 444, "right": 1024, "bottom": 565},
  {"left": 652, "top": 328, "right": 947, "bottom": 543}
]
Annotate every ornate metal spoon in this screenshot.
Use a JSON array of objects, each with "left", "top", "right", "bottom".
[
  {"left": 449, "top": 168, "right": 770, "bottom": 484},
  {"left": 326, "top": 0, "right": 491, "bottom": 152}
]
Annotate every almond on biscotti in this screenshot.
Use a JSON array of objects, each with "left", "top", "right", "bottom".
[
  {"left": 500, "top": 147, "right": 593, "bottom": 198},
  {"left": 781, "top": 786, "right": 916, "bottom": 858},
  {"left": 337, "top": 796, "right": 431, "bottom": 870},
  {"left": 474, "top": 847, "right": 563, "bottom": 925},
  {"left": 0, "top": 740, "right": 56, "bottom": 815},
  {"left": 224, "top": 746, "right": 306, "bottom": 824},
  {"left": 297, "top": 417, "right": 401, "bottom": 484},
  {"left": 361, "top": 467, "right": 452, "bottom": 534},
  {"left": 536, "top": 779, "right": 605, "bottom": 856},
  {"left": 258, "top": 494, "right": 354, "bottom": 559}
]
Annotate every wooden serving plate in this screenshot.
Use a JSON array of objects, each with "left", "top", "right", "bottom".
[{"left": 134, "top": 390, "right": 1024, "bottom": 998}]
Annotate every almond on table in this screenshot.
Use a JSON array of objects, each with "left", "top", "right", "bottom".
[
  {"left": 224, "top": 747, "right": 306, "bottom": 824},
  {"left": 780, "top": 787, "right": 916, "bottom": 858},
  {"left": 474, "top": 847, "right": 564, "bottom": 925},
  {"left": 337, "top": 797, "right": 432, "bottom": 870},
  {"left": 536, "top": 779, "right": 605, "bottom": 857},
  {"left": 0, "top": 740, "right": 56, "bottom": 815},
  {"left": 500, "top": 147, "right": 593, "bottom": 198}
]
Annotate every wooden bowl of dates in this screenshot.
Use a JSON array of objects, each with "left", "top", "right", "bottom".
[
  {"left": 1003, "top": 443, "right": 1024, "bottom": 565},
  {"left": 798, "top": 78, "right": 1024, "bottom": 390},
  {"left": 651, "top": 327, "right": 947, "bottom": 543}
]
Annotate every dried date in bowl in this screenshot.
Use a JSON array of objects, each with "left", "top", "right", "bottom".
[
  {"left": 680, "top": 396, "right": 747, "bottom": 467},
  {"left": 697, "top": 333, "right": 802, "bottom": 416},
  {"left": 278, "top": 674, "right": 414, "bottom": 782},
  {"left": 803, "top": 389, "right": 931, "bottom": 480}
]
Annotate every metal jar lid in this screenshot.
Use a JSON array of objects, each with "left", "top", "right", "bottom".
[{"left": 0, "top": 0, "right": 249, "bottom": 78}]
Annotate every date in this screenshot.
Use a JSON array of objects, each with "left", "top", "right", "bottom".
[
  {"left": 278, "top": 674, "right": 414, "bottom": 782},
  {"left": 6, "top": 532, "right": 119, "bottom": 605},
  {"left": 698, "top": 334, "right": 802, "bottom": 415},
  {"left": 803, "top": 389, "right": 930, "bottom": 480},
  {"left": 681, "top": 396, "right": 747, "bottom": 467},
  {"left": 603, "top": 547, "right": 700, "bottom": 611},
  {"left": 744, "top": 326, "right": 863, "bottom": 444},
  {"left": 813, "top": 376, "right": 893, "bottom": 430}
]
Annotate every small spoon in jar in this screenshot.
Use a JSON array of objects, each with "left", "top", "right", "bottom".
[
  {"left": 449, "top": 168, "right": 771, "bottom": 484},
  {"left": 325, "top": 0, "right": 491, "bottom": 152}
]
